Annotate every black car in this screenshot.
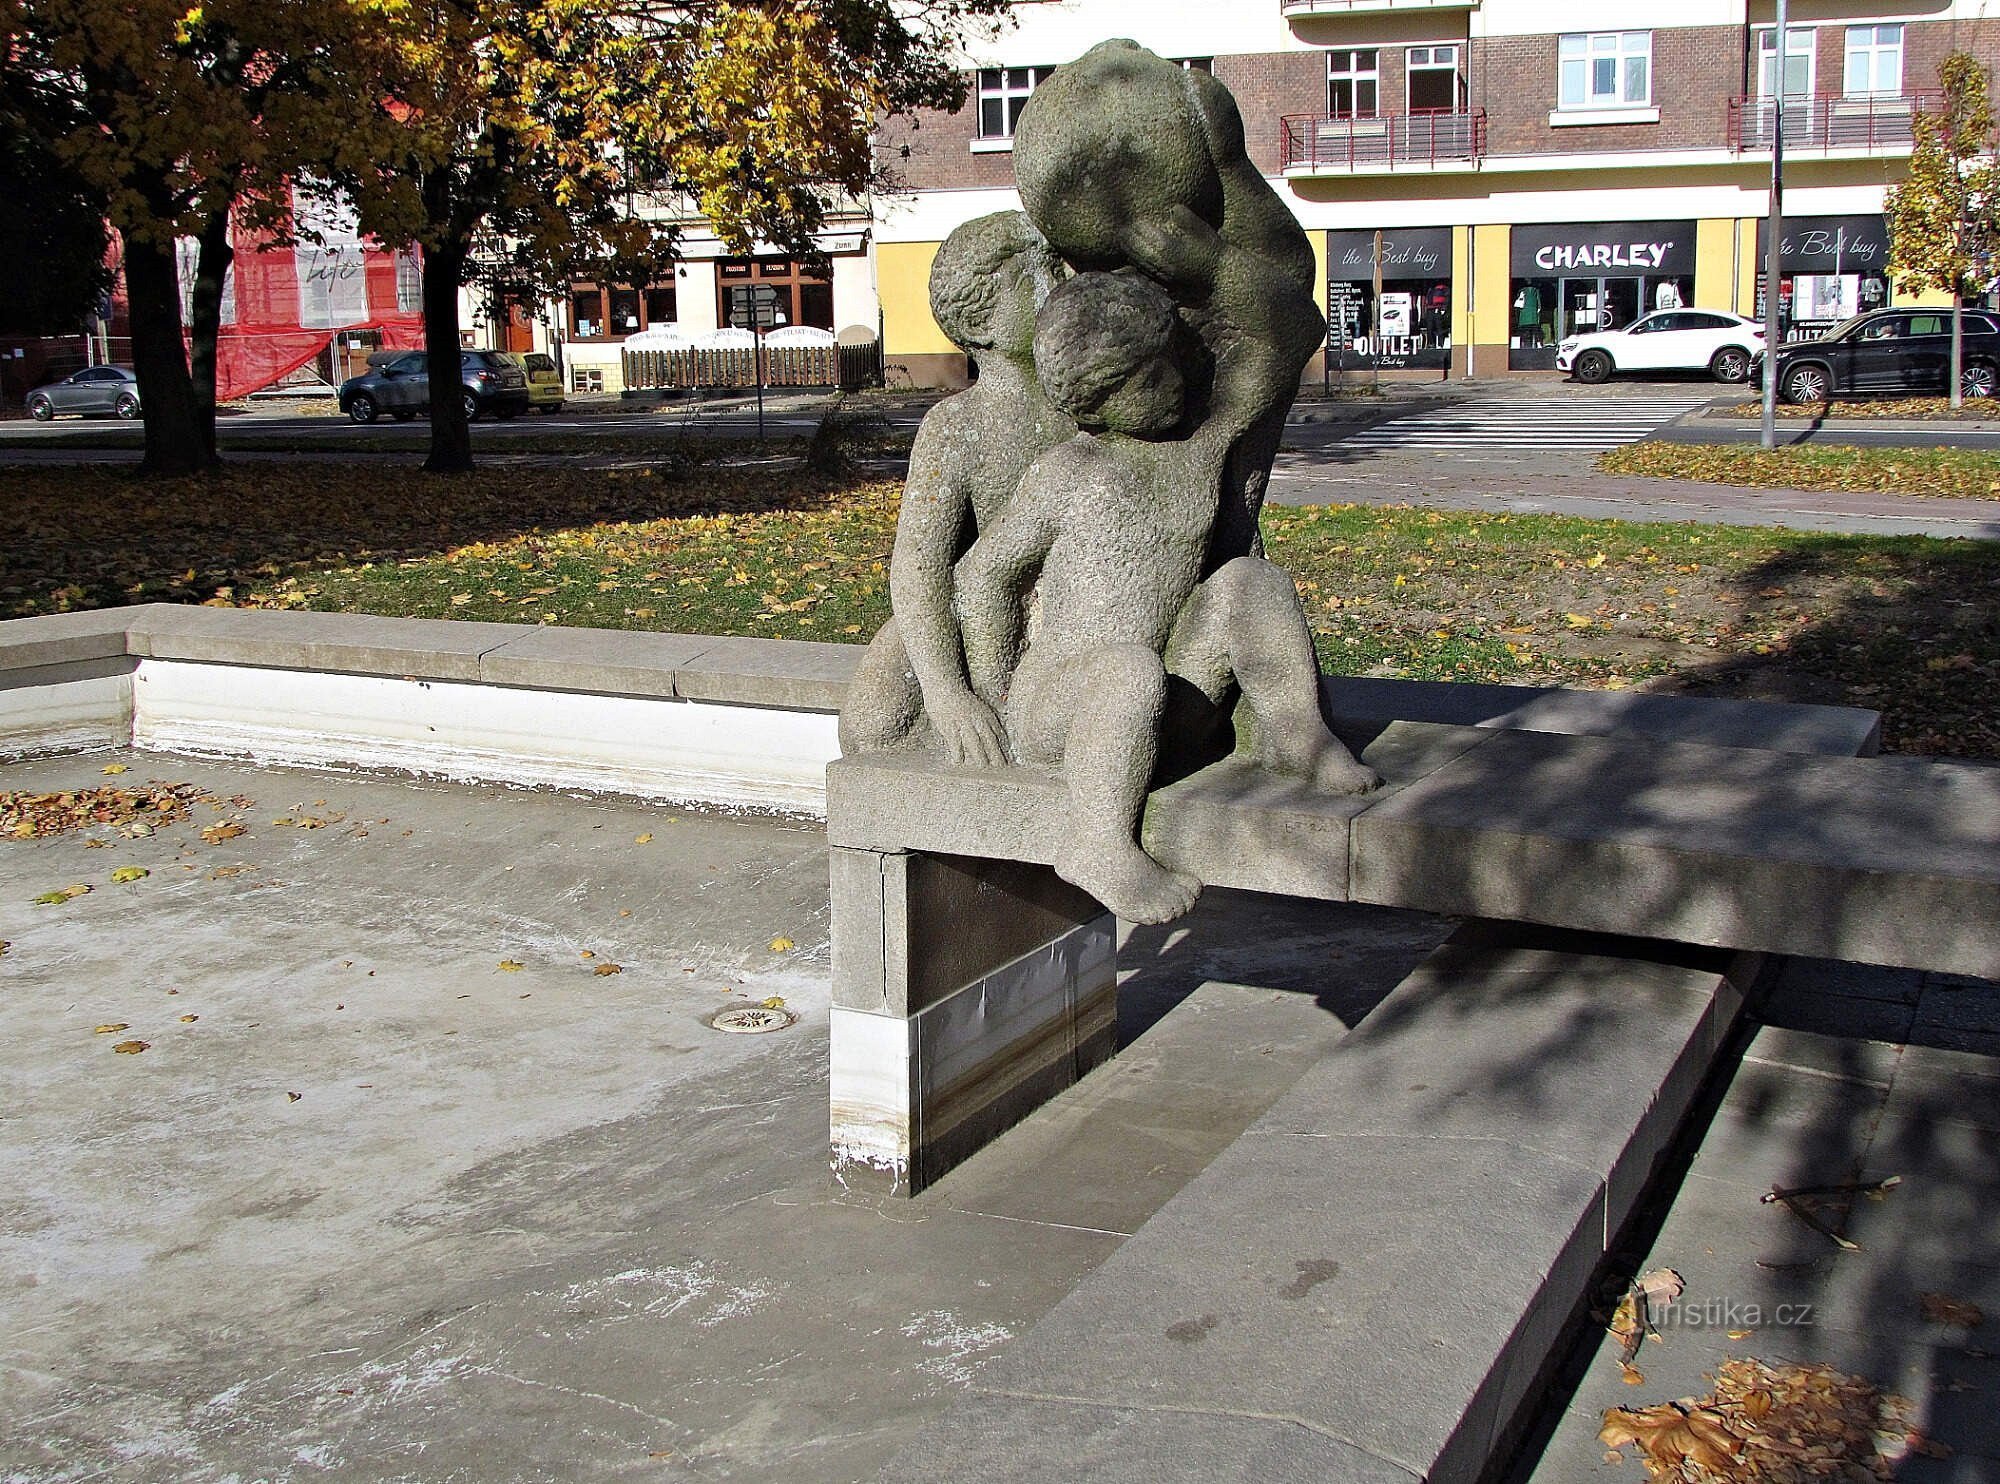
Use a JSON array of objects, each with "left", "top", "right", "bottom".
[
  {"left": 25, "top": 365, "right": 143, "bottom": 421},
  {"left": 337, "top": 350, "right": 530, "bottom": 424},
  {"left": 1759, "top": 308, "right": 2000, "bottom": 404}
]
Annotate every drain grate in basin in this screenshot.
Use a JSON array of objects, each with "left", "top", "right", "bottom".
[{"left": 709, "top": 1005, "right": 798, "bottom": 1034}]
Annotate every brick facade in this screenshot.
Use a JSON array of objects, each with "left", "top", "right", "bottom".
[
  {"left": 1475, "top": 26, "right": 1745, "bottom": 156},
  {"left": 1212, "top": 50, "right": 1325, "bottom": 176},
  {"left": 880, "top": 14, "right": 1997, "bottom": 192}
]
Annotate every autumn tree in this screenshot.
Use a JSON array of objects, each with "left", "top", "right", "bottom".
[
  {"left": 340, "top": 0, "right": 1006, "bottom": 474},
  {"left": 1887, "top": 50, "right": 2000, "bottom": 409},
  {"left": 0, "top": 44, "right": 113, "bottom": 343},
  {"left": 2, "top": 0, "right": 399, "bottom": 471}
]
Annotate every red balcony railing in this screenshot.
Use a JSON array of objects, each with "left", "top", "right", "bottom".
[
  {"left": 1281, "top": 110, "right": 1487, "bottom": 171},
  {"left": 1728, "top": 91, "right": 1939, "bottom": 153}
]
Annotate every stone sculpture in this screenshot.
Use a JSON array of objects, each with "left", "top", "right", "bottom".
[{"left": 841, "top": 39, "right": 1378, "bottom": 924}]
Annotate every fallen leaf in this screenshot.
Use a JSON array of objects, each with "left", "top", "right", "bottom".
[
  {"left": 0, "top": 940, "right": 9, "bottom": 957},
  {"left": 178, "top": 1014, "right": 198, "bottom": 1023},
  {"left": 111, "top": 1040, "right": 149, "bottom": 1054},
  {"left": 101, "top": 763, "right": 129, "bottom": 775},
  {"left": 498, "top": 959, "right": 525, "bottom": 972},
  {"left": 760, "top": 995, "right": 785, "bottom": 1010},
  {"left": 769, "top": 937, "right": 795, "bottom": 953},
  {"left": 634, "top": 832, "right": 654, "bottom": 844},
  {"left": 593, "top": 962, "right": 623, "bottom": 976},
  {"left": 94, "top": 1023, "right": 130, "bottom": 1034},
  {"left": 200, "top": 821, "right": 246, "bottom": 844},
  {"left": 286, "top": 1091, "right": 302, "bottom": 1102},
  {"left": 1921, "top": 1292, "right": 1985, "bottom": 1329},
  {"left": 34, "top": 882, "right": 93, "bottom": 906},
  {"left": 109, "top": 866, "right": 149, "bottom": 884}
]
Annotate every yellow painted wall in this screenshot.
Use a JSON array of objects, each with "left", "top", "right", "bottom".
[
  {"left": 1734, "top": 218, "right": 1761, "bottom": 318},
  {"left": 1897, "top": 284, "right": 1955, "bottom": 307},
  {"left": 1309, "top": 230, "right": 1329, "bottom": 330},
  {"left": 1468, "top": 223, "right": 1510, "bottom": 350},
  {"left": 1696, "top": 218, "right": 1739, "bottom": 314},
  {"left": 877, "top": 241, "right": 951, "bottom": 356}
]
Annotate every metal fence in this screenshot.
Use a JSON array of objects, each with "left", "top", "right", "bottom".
[{"left": 621, "top": 340, "right": 882, "bottom": 393}]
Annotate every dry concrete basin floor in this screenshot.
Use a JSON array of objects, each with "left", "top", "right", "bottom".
[{"left": 0, "top": 750, "right": 1450, "bottom": 1482}]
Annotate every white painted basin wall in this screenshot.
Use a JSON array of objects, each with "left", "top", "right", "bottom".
[{"left": 1, "top": 658, "right": 840, "bottom": 816}]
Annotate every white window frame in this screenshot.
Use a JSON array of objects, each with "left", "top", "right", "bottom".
[
  {"left": 974, "top": 65, "right": 1054, "bottom": 143},
  {"left": 1844, "top": 24, "right": 1903, "bottom": 97},
  {"left": 1326, "top": 48, "right": 1380, "bottom": 120},
  {"left": 1754, "top": 25, "right": 1816, "bottom": 100},
  {"left": 1558, "top": 31, "right": 1652, "bottom": 111},
  {"left": 1406, "top": 45, "right": 1463, "bottom": 115}
]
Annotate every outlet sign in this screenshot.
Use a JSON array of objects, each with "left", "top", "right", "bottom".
[{"left": 1511, "top": 221, "right": 1696, "bottom": 277}]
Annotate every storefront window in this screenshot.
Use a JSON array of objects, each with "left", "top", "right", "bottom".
[
  {"left": 1755, "top": 215, "right": 1891, "bottom": 341},
  {"left": 1325, "top": 228, "right": 1453, "bottom": 372},
  {"left": 1508, "top": 221, "right": 1696, "bottom": 369}
]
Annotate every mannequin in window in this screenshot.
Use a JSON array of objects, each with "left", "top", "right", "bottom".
[
  {"left": 1515, "top": 285, "right": 1542, "bottom": 348},
  {"left": 1654, "top": 279, "right": 1683, "bottom": 311}
]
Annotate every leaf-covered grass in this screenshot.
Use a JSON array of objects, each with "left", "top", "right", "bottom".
[
  {"left": 2, "top": 460, "right": 1995, "bottom": 758},
  {"left": 1713, "top": 395, "right": 1999, "bottom": 420},
  {"left": 1599, "top": 442, "right": 2000, "bottom": 501}
]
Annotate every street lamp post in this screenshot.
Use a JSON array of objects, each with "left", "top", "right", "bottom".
[{"left": 1761, "top": 0, "right": 1789, "bottom": 450}]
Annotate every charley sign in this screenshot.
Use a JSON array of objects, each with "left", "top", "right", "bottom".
[{"left": 1511, "top": 222, "right": 1696, "bottom": 277}]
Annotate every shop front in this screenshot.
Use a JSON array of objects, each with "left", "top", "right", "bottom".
[
  {"left": 1755, "top": 214, "right": 1890, "bottom": 342},
  {"left": 1325, "top": 227, "right": 1454, "bottom": 374},
  {"left": 1508, "top": 222, "right": 1697, "bottom": 370}
]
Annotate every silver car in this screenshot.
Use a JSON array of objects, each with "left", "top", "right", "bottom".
[{"left": 26, "top": 365, "right": 143, "bottom": 421}]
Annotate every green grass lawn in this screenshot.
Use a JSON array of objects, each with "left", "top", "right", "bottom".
[
  {"left": 3, "top": 459, "right": 1994, "bottom": 758},
  {"left": 1600, "top": 442, "right": 2000, "bottom": 500}
]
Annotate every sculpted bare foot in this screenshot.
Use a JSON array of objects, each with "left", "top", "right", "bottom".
[
  {"left": 1055, "top": 836, "right": 1202, "bottom": 924},
  {"left": 1257, "top": 732, "right": 1382, "bottom": 795},
  {"left": 1310, "top": 743, "right": 1381, "bottom": 796}
]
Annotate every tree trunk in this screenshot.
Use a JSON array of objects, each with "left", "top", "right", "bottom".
[
  {"left": 121, "top": 229, "right": 212, "bottom": 476},
  {"left": 188, "top": 208, "right": 235, "bottom": 465},
  {"left": 1950, "top": 292, "right": 1965, "bottom": 410},
  {"left": 422, "top": 240, "right": 472, "bottom": 474}
]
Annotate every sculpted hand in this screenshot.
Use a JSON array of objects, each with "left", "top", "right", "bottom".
[{"left": 930, "top": 686, "right": 1010, "bottom": 768}]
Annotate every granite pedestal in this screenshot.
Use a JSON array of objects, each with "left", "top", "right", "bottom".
[{"left": 828, "top": 848, "right": 1117, "bottom": 1194}]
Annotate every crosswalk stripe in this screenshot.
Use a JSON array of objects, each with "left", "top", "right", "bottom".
[{"left": 1337, "top": 394, "right": 1713, "bottom": 452}]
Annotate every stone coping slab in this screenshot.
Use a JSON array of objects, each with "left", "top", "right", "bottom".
[
  {"left": 878, "top": 927, "right": 1755, "bottom": 1484},
  {"left": 0, "top": 606, "right": 1885, "bottom": 742},
  {"left": 1352, "top": 728, "right": 2000, "bottom": 979},
  {"left": 833, "top": 727, "right": 2000, "bottom": 978}
]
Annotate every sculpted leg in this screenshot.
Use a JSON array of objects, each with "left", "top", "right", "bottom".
[
  {"left": 1168, "top": 558, "right": 1379, "bottom": 795},
  {"left": 837, "top": 618, "right": 924, "bottom": 755},
  {"left": 1013, "top": 646, "right": 1202, "bottom": 925}
]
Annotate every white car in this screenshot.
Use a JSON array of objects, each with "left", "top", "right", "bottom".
[{"left": 1558, "top": 310, "right": 1766, "bottom": 385}]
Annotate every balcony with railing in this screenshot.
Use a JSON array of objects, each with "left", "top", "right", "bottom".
[
  {"left": 1282, "top": 0, "right": 1477, "bottom": 16},
  {"left": 1281, "top": 110, "right": 1486, "bottom": 173},
  {"left": 1728, "top": 92, "right": 1938, "bottom": 154}
]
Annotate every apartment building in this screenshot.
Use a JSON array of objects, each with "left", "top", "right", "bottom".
[{"left": 870, "top": 0, "right": 2000, "bottom": 387}]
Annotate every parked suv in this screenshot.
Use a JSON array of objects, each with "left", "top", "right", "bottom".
[
  {"left": 337, "top": 350, "right": 530, "bottom": 424},
  {"left": 495, "top": 351, "right": 565, "bottom": 413},
  {"left": 1558, "top": 311, "right": 1765, "bottom": 385},
  {"left": 1757, "top": 308, "right": 2000, "bottom": 404},
  {"left": 25, "top": 365, "right": 143, "bottom": 421}
]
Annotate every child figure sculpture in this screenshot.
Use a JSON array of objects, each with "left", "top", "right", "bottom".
[{"left": 954, "top": 273, "right": 1378, "bottom": 924}]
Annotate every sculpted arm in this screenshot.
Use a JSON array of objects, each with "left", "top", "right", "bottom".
[
  {"left": 888, "top": 415, "right": 1009, "bottom": 766},
  {"left": 953, "top": 474, "right": 1063, "bottom": 711}
]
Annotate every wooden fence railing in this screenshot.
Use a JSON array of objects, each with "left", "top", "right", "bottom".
[{"left": 621, "top": 340, "right": 882, "bottom": 393}]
